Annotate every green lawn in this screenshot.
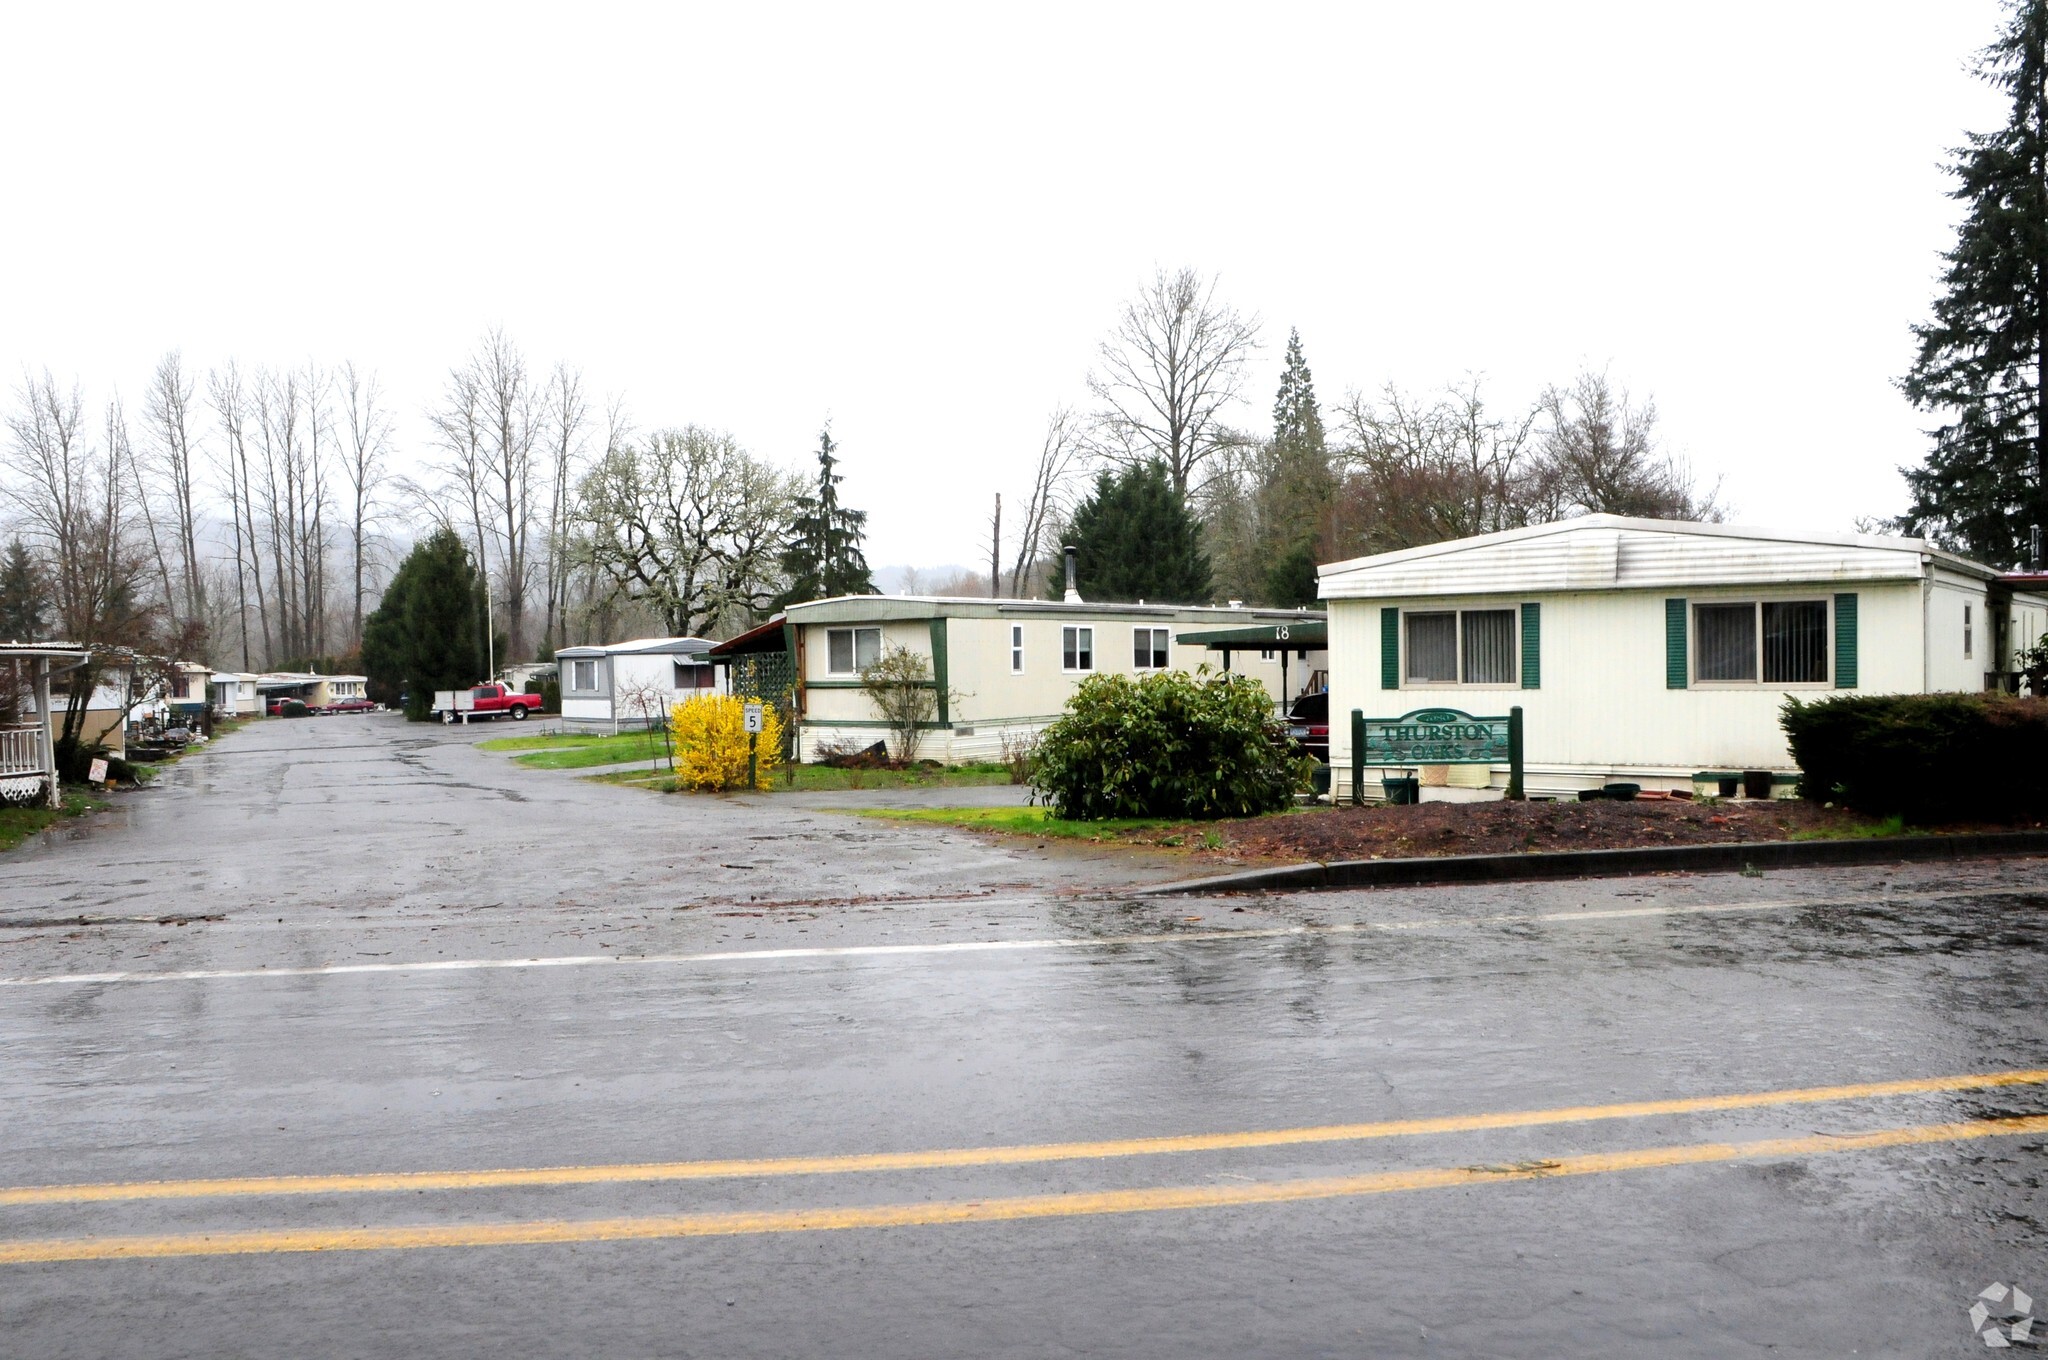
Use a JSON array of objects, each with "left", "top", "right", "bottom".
[
  {"left": 483, "top": 731, "right": 673, "bottom": 769},
  {"left": 579, "top": 762, "right": 1019, "bottom": 793},
  {"left": 0, "top": 788, "right": 109, "bottom": 854},
  {"left": 476, "top": 731, "right": 612, "bottom": 753},
  {"left": 843, "top": 805, "right": 1177, "bottom": 840}
]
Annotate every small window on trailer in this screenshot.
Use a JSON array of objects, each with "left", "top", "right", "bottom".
[{"left": 826, "top": 627, "right": 882, "bottom": 675}]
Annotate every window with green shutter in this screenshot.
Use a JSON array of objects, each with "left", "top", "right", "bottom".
[
  {"left": 1665, "top": 598, "right": 1687, "bottom": 689},
  {"left": 1833, "top": 593, "right": 1857, "bottom": 688},
  {"left": 1520, "top": 603, "right": 1540, "bottom": 689},
  {"left": 1380, "top": 607, "right": 1399, "bottom": 689}
]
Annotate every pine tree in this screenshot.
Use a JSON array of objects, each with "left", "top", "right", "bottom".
[
  {"left": 1899, "top": 0, "right": 2048, "bottom": 565},
  {"left": 1264, "top": 542, "right": 1321, "bottom": 609},
  {"left": 1254, "top": 328, "right": 1334, "bottom": 593},
  {"left": 0, "top": 539, "right": 51, "bottom": 641},
  {"left": 1053, "top": 463, "right": 1212, "bottom": 605},
  {"left": 776, "top": 427, "right": 876, "bottom": 608},
  {"left": 362, "top": 529, "right": 489, "bottom": 719}
]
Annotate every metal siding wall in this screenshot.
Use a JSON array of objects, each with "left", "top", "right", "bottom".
[{"left": 1330, "top": 584, "right": 1931, "bottom": 789}]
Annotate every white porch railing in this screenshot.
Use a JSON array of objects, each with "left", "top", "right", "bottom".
[{"left": 0, "top": 725, "right": 42, "bottom": 777}]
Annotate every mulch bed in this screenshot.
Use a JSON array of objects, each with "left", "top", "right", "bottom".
[{"left": 1133, "top": 797, "right": 2001, "bottom": 863}]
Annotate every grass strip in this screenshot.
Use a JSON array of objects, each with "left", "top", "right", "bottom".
[
  {"left": 844, "top": 805, "right": 1176, "bottom": 839},
  {"left": 0, "top": 789, "right": 110, "bottom": 854}
]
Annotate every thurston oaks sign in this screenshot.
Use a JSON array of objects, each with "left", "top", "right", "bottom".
[
  {"left": 1362, "top": 708, "right": 1512, "bottom": 765},
  {"left": 1349, "top": 705, "right": 1527, "bottom": 802}
]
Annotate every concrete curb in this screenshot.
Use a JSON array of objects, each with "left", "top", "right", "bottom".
[{"left": 1136, "top": 831, "right": 2048, "bottom": 896}]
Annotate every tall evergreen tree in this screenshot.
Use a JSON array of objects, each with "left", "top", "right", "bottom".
[
  {"left": 1254, "top": 328, "right": 1334, "bottom": 596},
  {"left": 776, "top": 427, "right": 875, "bottom": 607},
  {"left": 0, "top": 538, "right": 51, "bottom": 641},
  {"left": 361, "top": 528, "right": 489, "bottom": 718},
  {"left": 1899, "top": 0, "right": 2048, "bottom": 565},
  {"left": 1053, "top": 462, "right": 1212, "bottom": 605}
]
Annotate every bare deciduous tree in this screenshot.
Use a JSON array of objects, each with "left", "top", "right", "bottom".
[
  {"left": 3, "top": 371, "right": 153, "bottom": 745},
  {"left": 1527, "top": 370, "right": 1722, "bottom": 522},
  {"left": 572, "top": 426, "right": 797, "bottom": 638},
  {"left": 1006, "top": 407, "right": 1084, "bottom": 596},
  {"left": 540, "top": 363, "right": 589, "bottom": 655},
  {"left": 338, "top": 362, "right": 390, "bottom": 651},
  {"left": 1088, "top": 267, "right": 1261, "bottom": 497},
  {"left": 429, "top": 332, "right": 543, "bottom": 662},
  {"left": 1331, "top": 379, "right": 1538, "bottom": 556},
  {"left": 143, "top": 352, "right": 206, "bottom": 626},
  {"left": 208, "top": 363, "right": 268, "bottom": 668}
]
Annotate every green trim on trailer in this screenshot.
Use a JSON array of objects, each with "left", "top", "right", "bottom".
[
  {"left": 1665, "top": 598, "right": 1688, "bottom": 689},
  {"left": 929, "top": 617, "right": 950, "bottom": 726},
  {"left": 1520, "top": 602, "right": 1540, "bottom": 689},
  {"left": 1380, "top": 607, "right": 1400, "bottom": 689},
  {"left": 1834, "top": 593, "right": 1858, "bottom": 688}
]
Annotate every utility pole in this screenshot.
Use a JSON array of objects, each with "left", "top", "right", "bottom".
[{"left": 989, "top": 493, "right": 1002, "bottom": 598}]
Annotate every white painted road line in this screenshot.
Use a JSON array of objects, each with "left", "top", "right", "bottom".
[{"left": 0, "top": 885, "right": 2038, "bottom": 988}]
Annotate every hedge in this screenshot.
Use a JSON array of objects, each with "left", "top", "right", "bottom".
[{"left": 1780, "top": 692, "right": 2048, "bottom": 821}]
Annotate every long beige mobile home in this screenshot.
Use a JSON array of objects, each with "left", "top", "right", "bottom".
[{"left": 747, "top": 595, "right": 1326, "bottom": 765}]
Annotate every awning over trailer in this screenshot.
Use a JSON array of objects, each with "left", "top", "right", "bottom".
[
  {"left": 1174, "top": 619, "right": 1326, "bottom": 650},
  {"left": 707, "top": 615, "right": 789, "bottom": 657}
]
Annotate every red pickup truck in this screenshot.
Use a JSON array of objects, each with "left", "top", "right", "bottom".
[{"left": 434, "top": 683, "right": 546, "bottom": 724}]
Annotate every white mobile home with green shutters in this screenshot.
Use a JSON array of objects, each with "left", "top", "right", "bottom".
[{"left": 1318, "top": 515, "right": 2048, "bottom": 803}]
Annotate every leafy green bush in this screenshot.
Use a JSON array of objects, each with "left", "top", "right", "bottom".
[
  {"left": 1781, "top": 693, "right": 2048, "bottom": 821},
  {"left": 280, "top": 700, "right": 311, "bottom": 719},
  {"left": 1031, "top": 669, "right": 1308, "bottom": 820}
]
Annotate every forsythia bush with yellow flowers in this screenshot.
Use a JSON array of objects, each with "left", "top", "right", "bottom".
[{"left": 669, "top": 694, "right": 782, "bottom": 792}]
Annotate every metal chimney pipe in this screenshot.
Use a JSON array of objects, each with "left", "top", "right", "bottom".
[{"left": 1062, "top": 545, "right": 1082, "bottom": 603}]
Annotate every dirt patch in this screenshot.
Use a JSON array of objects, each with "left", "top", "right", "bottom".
[{"left": 1144, "top": 798, "right": 1976, "bottom": 864}]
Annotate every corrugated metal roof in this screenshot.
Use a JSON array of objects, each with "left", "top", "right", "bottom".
[
  {"left": 1318, "top": 514, "right": 1985, "bottom": 600},
  {"left": 784, "top": 595, "right": 1316, "bottom": 625}
]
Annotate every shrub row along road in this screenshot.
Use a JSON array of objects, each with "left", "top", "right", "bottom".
[{"left": 1, "top": 716, "right": 2044, "bottom": 1357}]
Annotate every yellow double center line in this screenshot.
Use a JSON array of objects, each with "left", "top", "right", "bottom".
[
  {"left": 8, "top": 1067, "right": 2045, "bottom": 1208},
  {"left": 3, "top": 1069, "right": 2044, "bottom": 1264}
]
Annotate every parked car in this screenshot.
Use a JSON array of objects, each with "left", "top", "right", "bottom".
[
  {"left": 323, "top": 697, "right": 376, "bottom": 714},
  {"left": 1286, "top": 691, "right": 1329, "bottom": 763}
]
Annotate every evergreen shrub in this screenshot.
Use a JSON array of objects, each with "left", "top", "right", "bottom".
[
  {"left": 1780, "top": 693, "right": 2048, "bottom": 821},
  {"left": 1031, "top": 669, "right": 1308, "bottom": 820}
]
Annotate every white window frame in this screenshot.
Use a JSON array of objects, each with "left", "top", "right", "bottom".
[
  {"left": 1010, "top": 624, "right": 1024, "bottom": 674},
  {"left": 1690, "top": 597, "right": 1832, "bottom": 688},
  {"left": 825, "top": 626, "right": 883, "bottom": 676},
  {"left": 1132, "top": 626, "right": 1170, "bottom": 670},
  {"left": 1062, "top": 625, "right": 1094, "bottom": 673},
  {"left": 1964, "top": 601, "right": 1973, "bottom": 660},
  {"left": 1402, "top": 607, "right": 1518, "bottom": 687},
  {"left": 570, "top": 659, "right": 598, "bottom": 692}
]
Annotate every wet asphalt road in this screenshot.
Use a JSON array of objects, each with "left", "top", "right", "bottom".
[{"left": 1, "top": 717, "right": 2045, "bottom": 1357}]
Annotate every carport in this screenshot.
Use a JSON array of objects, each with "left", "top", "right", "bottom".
[{"left": 1173, "top": 618, "right": 1328, "bottom": 711}]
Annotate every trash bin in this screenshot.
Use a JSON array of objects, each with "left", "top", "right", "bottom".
[
  {"left": 1381, "top": 775, "right": 1419, "bottom": 805},
  {"left": 1310, "top": 763, "right": 1332, "bottom": 798},
  {"left": 1717, "top": 776, "right": 1740, "bottom": 799},
  {"left": 1742, "top": 770, "right": 1773, "bottom": 800}
]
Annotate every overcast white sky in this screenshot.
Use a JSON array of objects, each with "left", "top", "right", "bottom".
[{"left": 0, "top": 2, "right": 2013, "bottom": 572}]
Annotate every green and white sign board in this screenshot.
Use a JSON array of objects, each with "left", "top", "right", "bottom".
[
  {"left": 1351, "top": 705, "right": 1526, "bottom": 803},
  {"left": 1362, "top": 708, "right": 1510, "bottom": 765}
]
